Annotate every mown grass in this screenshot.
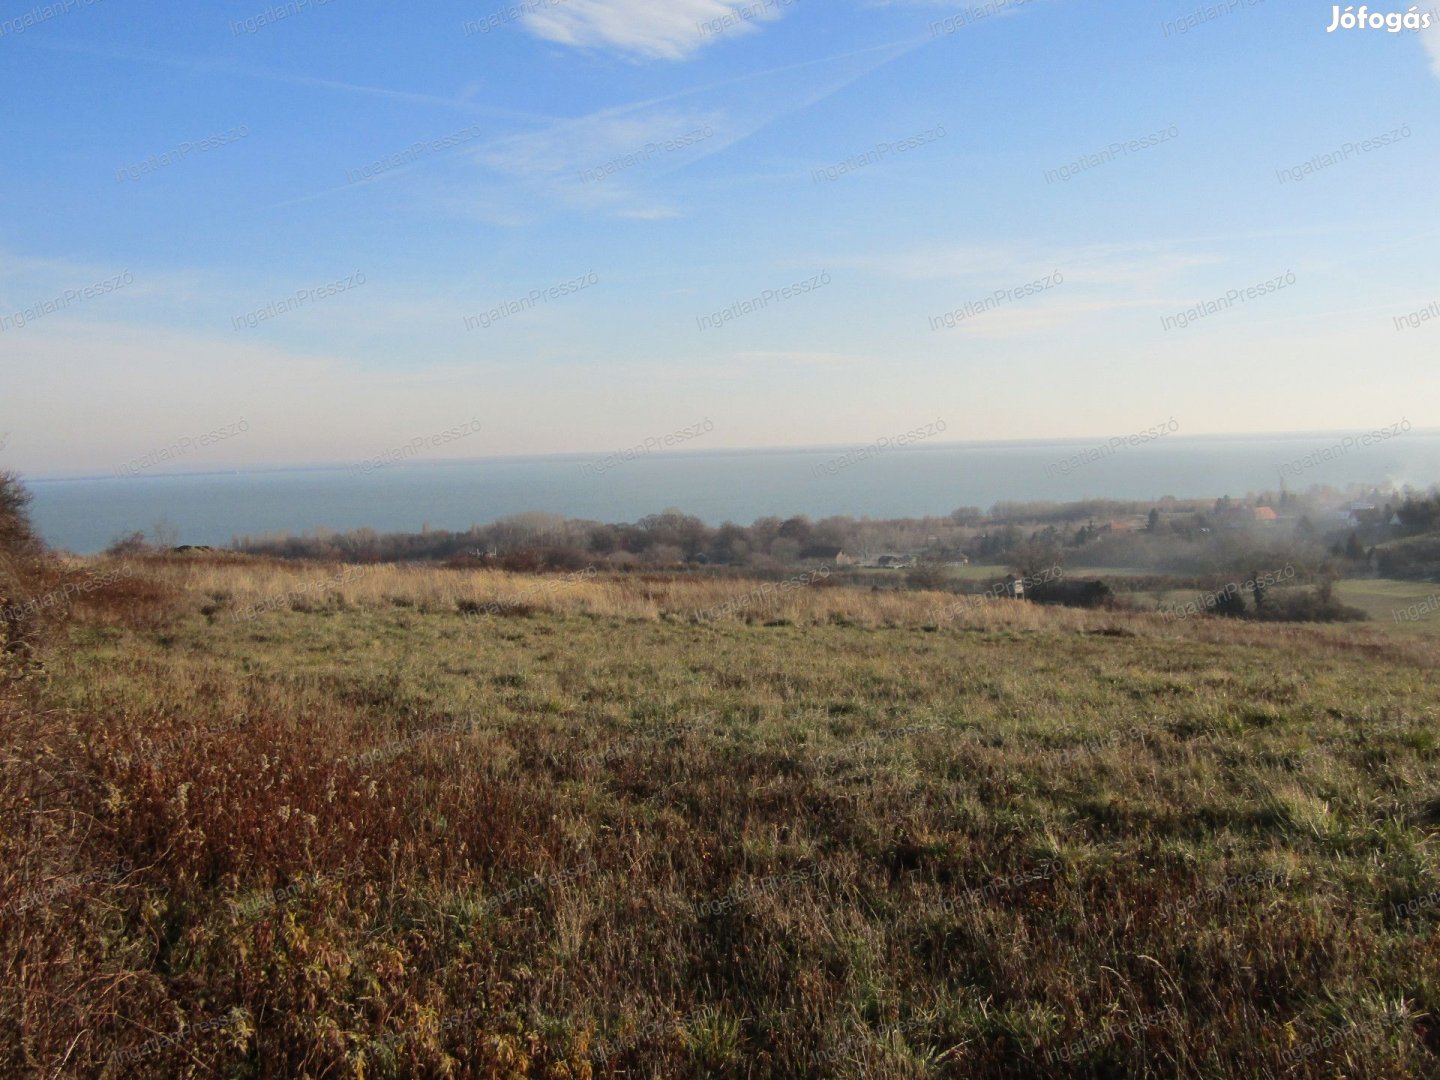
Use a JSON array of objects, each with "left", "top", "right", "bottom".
[
  {"left": 1335, "top": 579, "right": 1440, "bottom": 638},
  {"left": 3, "top": 557, "right": 1440, "bottom": 1077}
]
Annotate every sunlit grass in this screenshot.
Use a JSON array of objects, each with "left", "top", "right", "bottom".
[{"left": 3, "top": 557, "right": 1439, "bottom": 1076}]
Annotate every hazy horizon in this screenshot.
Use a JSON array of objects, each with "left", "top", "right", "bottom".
[
  {"left": 26, "top": 427, "right": 1440, "bottom": 554},
  {"left": 16, "top": 424, "right": 1440, "bottom": 484}
]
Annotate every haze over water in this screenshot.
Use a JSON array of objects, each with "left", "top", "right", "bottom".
[{"left": 27, "top": 431, "right": 1440, "bottom": 554}]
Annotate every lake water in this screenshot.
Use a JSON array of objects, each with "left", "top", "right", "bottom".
[{"left": 23, "top": 431, "right": 1440, "bottom": 554}]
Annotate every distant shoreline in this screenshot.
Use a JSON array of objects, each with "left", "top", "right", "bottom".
[{"left": 21, "top": 427, "right": 1440, "bottom": 486}]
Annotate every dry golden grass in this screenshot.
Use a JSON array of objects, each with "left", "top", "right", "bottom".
[
  {"left": 138, "top": 555, "right": 1440, "bottom": 668},
  {"left": 124, "top": 555, "right": 1101, "bottom": 630},
  {"left": 4, "top": 555, "right": 1439, "bottom": 1077}
]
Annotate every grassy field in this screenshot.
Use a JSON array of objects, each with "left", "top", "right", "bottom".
[
  {"left": 1334, "top": 579, "right": 1440, "bottom": 638},
  {"left": 1145, "top": 579, "right": 1440, "bottom": 639},
  {"left": 4, "top": 557, "right": 1440, "bottom": 1077}
]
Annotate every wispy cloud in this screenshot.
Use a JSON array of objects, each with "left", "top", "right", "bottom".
[
  {"left": 820, "top": 241, "right": 1239, "bottom": 340},
  {"left": 28, "top": 39, "right": 554, "bottom": 121},
  {"left": 449, "top": 36, "right": 926, "bottom": 222},
  {"left": 834, "top": 242, "right": 1220, "bottom": 286},
  {"left": 479, "top": 107, "right": 724, "bottom": 185},
  {"left": 1422, "top": 19, "right": 1440, "bottom": 76},
  {"left": 521, "top": 0, "right": 790, "bottom": 60},
  {"left": 268, "top": 35, "right": 926, "bottom": 223}
]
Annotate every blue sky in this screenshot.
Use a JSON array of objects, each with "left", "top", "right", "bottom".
[{"left": 2, "top": 0, "right": 1438, "bottom": 476}]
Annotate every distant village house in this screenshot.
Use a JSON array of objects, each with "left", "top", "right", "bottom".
[{"left": 799, "top": 546, "right": 854, "bottom": 567}]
